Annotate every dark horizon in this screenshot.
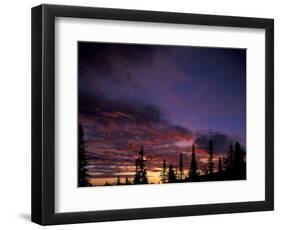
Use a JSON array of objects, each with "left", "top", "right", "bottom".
[{"left": 78, "top": 42, "right": 246, "bottom": 186}]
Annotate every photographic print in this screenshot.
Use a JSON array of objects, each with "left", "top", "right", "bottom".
[{"left": 78, "top": 42, "right": 246, "bottom": 187}]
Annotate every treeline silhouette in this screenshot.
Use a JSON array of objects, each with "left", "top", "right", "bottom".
[
  {"left": 158, "top": 140, "right": 246, "bottom": 184},
  {"left": 78, "top": 125, "right": 246, "bottom": 186},
  {"left": 78, "top": 124, "right": 91, "bottom": 187}
]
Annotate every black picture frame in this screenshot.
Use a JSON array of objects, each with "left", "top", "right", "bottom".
[{"left": 31, "top": 4, "right": 274, "bottom": 225}]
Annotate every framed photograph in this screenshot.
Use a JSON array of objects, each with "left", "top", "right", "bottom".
[{"left": 31, "top": 4, "right": 274, "bottom": 225}]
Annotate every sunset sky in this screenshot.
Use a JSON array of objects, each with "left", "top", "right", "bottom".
[{"left": 78, "top": 42, "right": 246, "bottom": 186}]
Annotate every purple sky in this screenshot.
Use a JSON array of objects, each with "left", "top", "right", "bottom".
[{"left": 78, "top": 42, "right": 246, "bottom": 184}]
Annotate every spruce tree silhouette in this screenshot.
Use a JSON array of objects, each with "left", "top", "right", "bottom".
[
  {"left": 189, "top": 144, "right": 198, "bottom": 180},
  {"left": 207, "top": 140, "right": 214, "bottom": 175},
  {"left": 134, "top": 146, "right": 148, "bottom": 184},
  {"left": 218, "top": 157, "right": 223, "bottom": 173},
  {"left": 78, "top": 124, "right": 91, "bottom": 187},
  {"left": 125, "top": 177, "right": 130, "bottom": 185},
  {"left": 178, "top": 153, "right": 184, "bottom": 180},
  {"left": 224, "top": 144, "right": 234, "bottom": 172},
  {"left": 160, "top": 160, "right": 168, "bottom": 183},
  {"left": 168, "top": 164, "right": 177, "bottom": 183},
  {"left": 220, "top": 142, "right": 246, "bottom": 180},
  {"left": 233, "top": 142, "right": 246, "bottom": 179},
  {"left": 116, "top": 176, "right": 121, "bottom": 185},
  {"left": 234, "top": 142, "right": 242, "bottom": 168},
  {"left": 142, "top": 169, "right": 148, "bottom": 184}
]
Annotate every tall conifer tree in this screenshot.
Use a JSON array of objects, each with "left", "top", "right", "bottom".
[
  {"left": 134, "top": 146, "right": 148, "bottom": 184},
  {"left": 168, "top": 164, "right": 176, "bottom": 183},
  {"left": 178, "top": 153, "right": 184, "bottom": 180},
  {"left": 218, "top": 157, "right": 223, "bottom": 173},
  {"left": 78, "top": 124, "right": 91, "bottom": 187},
  {"left": 207, "top": 140, "right": 214, "bottom": 175},
  {"left": 160, "top": 160, "right": 168, "bottom": 183},
  {"left": 189, "top": 144, "right": 198, "bottom": 179}
]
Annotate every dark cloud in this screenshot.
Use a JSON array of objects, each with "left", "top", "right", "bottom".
[
  {"left": 80, "top": 92, "right": 168, "bottom": 124},
  {"left": 195, "top": 130, "right": 244, "bottom": 154}
]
